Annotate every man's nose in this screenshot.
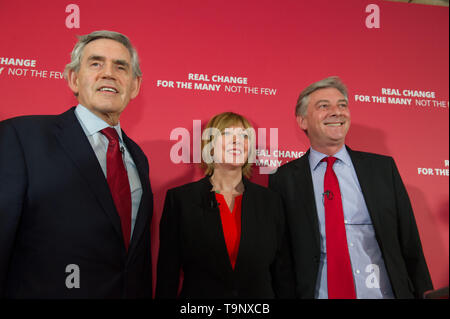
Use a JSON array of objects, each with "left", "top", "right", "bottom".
[
  {"left": 329, "top": 103, "right": 343, "bottom": 116},
  {"left": 100, "top": 62, "right": 116, "bottom": 79}
]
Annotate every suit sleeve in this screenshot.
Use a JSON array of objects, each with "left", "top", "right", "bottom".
[
  {"left": 270, "top": 193, "right": 296, "bottom": 298},
  {"left": 0, "top": 121, "right": 27, "bottom": 296},
  {"left": 155, "top": 189, "right": 182, "bottom": 298},
  {"left": 391, "top": 158, "right": 433, "bottom": 298},
  {"left": 268, "top": 171, "right": 279, "bottom": 194}
]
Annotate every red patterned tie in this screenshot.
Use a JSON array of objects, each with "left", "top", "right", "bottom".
[
  {"left": 101, "top": 127, "right": 132, "bottom": 251},
  {"left": 322, "top": 156, "right": 356, "bottom": 299}
]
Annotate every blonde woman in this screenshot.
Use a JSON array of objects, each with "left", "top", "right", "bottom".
[{"left": 156, "top": 112, "right": 294, "bottom": 298}]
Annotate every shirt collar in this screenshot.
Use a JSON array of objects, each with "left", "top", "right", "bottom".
[
  {"left": 74, "top": 104, "right": 123, "bottom": 142},
  {"left": 309, "top": 145, "right": 352, "bottom": 170}
]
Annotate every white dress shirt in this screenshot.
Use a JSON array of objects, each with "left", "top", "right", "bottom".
[
  {"left": 74, "top": 104, "right": 143, "bottom": 239},
  {"left": 309, "top": 146, "right": 394, "bottom": 299}
]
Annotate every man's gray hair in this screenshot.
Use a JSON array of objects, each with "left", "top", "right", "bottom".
[
  {"left": 63, "top": 30, "right": 142, "bottom": 79},
  {"left": 295, "top": 76, "right": 348, "bottom": 117}
]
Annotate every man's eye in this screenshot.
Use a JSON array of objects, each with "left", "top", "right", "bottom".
[{"left": 319, "top": 104, "right": 328, "bottom": 108}]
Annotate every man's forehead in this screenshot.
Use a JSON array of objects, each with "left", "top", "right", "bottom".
[
  {"left": 82, "top": 38, "right": 131, "bottom": 60},
  {"left": 310, "top": 87, "right": 346, "bottom": 101}
]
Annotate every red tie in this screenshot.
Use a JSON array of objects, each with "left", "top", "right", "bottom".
[
  {"left": 101, "top": 127, "right": 132, "bottom": 251},
  {"left": 322, "top": 156, "right": 356, "bottom": 299}
]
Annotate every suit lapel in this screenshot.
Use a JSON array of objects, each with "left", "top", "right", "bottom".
[
  {"left": 53, "top": 108, "right": 123, "bottom": 241},
  {"left": 233, "top": 179, "right": 255, "bottom": 273},
  {"left": 122, "top": 131, "right": 153, "bottom": 256},
  {"left": 195, "top": 177, "right": 236, "bottom": 277},
  {"left": 347, "top": 146, "right": 383, "bottom": 234},
  {"left": 294, "top": 151, "right": 321, "bottom": 250}
]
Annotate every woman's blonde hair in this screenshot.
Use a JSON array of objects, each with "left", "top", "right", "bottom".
[{"left": 200, "top": 112, "right": 255, "bottom": 178}]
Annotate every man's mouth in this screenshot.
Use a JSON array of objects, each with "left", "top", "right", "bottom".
[
  {"left": 324, "top": 122, "right": 344, "bottom": 127},
  {"left": 98, "top": 86, "right": 119, "bottom": 93}
]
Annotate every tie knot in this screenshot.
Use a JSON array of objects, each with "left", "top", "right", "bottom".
[
  {"left": 321, "top": 156, "right": 337, "bottom": 167},
  {"left": 101, "top": 127, "right": 120, "bottom": 144}
]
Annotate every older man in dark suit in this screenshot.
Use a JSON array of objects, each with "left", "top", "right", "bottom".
[
  {"left": 0, "top": 30, "right": 153, "bottom": 298},
  {"left": 269, "top": 76, "right": 432, "bottom": 299}
]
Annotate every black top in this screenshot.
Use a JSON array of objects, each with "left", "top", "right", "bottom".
[{"left": 156, "top": 176, "right": 295, "bottom": 299}]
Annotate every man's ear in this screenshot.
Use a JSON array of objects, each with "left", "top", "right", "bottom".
[
  {"left": 296, "top": 115, "right": 308, "bottom": 131},
  {"left": 67, "top": 69, "right": 79, "bottom": 95},
  {"left": 130, "top": 76, "right": 142, "bottom": 99}
]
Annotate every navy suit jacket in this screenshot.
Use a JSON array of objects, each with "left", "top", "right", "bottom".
[
  {"left": 268, "top": 146, "right": 433, "bottom": 299},
  {"left": 0, "top": 108, "right": 153, "bottom": 298}
]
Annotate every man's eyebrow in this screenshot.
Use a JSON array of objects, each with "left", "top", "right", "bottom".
[
  {"left": 314, "top": 98, "right": 348, "bottom": 105},
  {"left": 87, "top": 55, "right": 105, "bottom": 62},
  {"left": 86, "top": 56, "right": 130, "bottom": 68},
  {"left": 314, "top": 99, "right": 330, "bottom": 105},
  {"left": 113, "top": 59, "right": 130, "bottom": 68}
]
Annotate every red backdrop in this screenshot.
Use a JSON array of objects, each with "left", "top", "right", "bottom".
[{"left": 0, "top": 0, "right": 448, "bottom": 294}]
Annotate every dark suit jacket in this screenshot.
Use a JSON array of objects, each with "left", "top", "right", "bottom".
[
  {"left": 156, "top": 176, "right": 295, "bottom": 299},
  {"left": 0, "top": 107, "right": 153, "bottom": 298},
  {"left": 268, "top": 146, "right": 433, "bottom": 299}
]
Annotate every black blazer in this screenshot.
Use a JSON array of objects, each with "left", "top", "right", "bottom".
[
  {"left": 156, "top": 176, "right": 295, "bottom": 299},
  {"left": 0, "top": 108, "right": 153, "bottom": 298},
  {"left": 268, "top": 146, "right": 433, "bottom": 299}
]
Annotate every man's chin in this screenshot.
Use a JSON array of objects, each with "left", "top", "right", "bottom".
[
  {"left": 325, "top": 139, "right": 346, "bottom": 149},
  {"left": 326, "top": 130, "right": 349, "bottom": 142},
  {"left": 93, "top": 104, "right": 126, "bottom": 115}
]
